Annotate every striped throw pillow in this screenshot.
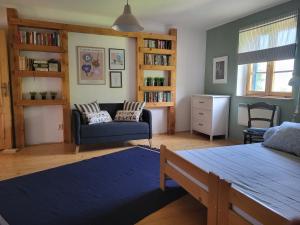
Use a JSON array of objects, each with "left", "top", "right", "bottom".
[
  {"left": 123, "top": 100, "right": 146, "bottom": 111},
  {"left": 74, "top": 102, "right": 101, "bottom": 122}
]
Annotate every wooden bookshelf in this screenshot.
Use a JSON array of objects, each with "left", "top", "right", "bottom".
[
  {"left": 16, "top": 71, "right": 64, "bottom": 78},
  {"left": 146, "top": 102, "right": 175, "bottom": 108},
  {"left": 15, "top": 44, "right": 65, "bottom": 53},
  {"left": 17, "top": 99, "right": 67, "bottom": 106},
  {"left": 140, "top": 86, "right": 175, "bottom": 92},
  {"left": 7, "top": 8, "right": 71, "bottom": 148},
  {"left": 136, "top": 29, "right": 177, "bottom": 134}
]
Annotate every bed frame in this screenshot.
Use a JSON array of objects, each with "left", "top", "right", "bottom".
[
  {"left": 160, "top": 145, "right": 290, "bottom": 225},
  {"left": 160, "top": 145, "right": 220, "bottom": 225}
]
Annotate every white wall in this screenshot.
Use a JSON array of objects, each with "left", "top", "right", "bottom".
[{"left": 0, "top": 6, "right": 206, "bottom": 144}]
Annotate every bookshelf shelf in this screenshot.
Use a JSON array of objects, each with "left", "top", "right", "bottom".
[
  {"left": 136, "top": 29, "right": 177, "bottom": 134},
  {"left": 16, "top": 71, "right": 64, "bottom": 78},
  {"left": 142, "top": 48, "right": 175, "bottom": 55},
  {"left": 17, "top": 99, "right": 67, "bottom": 106},
  {"left": 8, "top": 8, "right": 71, "bottom": 148},
  {"left": 15, "top": 44, "right": 64, "bottom": 53},
  {"left": 141, "top": 65, "right": 175, "bottom": 71},
  {"left": 140, "top": 86, "right": 175, "bottom": 92},
  {"left": 145, "top": 102, "right": 175, "bottom": 108}
]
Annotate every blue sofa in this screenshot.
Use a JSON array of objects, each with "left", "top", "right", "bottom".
[{"left": 72, "top": 103, "right": 152, "bottom": 153}]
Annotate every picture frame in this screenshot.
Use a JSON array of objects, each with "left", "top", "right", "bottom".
[
  {"left": 109, "top": 48, "right": 125, "bottom": 70},
  {"left": 213, "top": 56, "right": 228, "bottom": 84},
  {"left": 109, "top": 71, "right": 122, "bottom": 88},
  {"left": 77, "top": 46, "right": 105, "bottom": 85}
]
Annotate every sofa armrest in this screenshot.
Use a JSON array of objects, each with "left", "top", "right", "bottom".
[
  {"left": 72, "top": 110, "right": 82, "bottom": 145},
  {"left": 142, "top": 109, "right": 152, "bottom": 139}
]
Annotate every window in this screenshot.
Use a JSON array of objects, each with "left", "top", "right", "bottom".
[
  {"left": 246, "top": 59, "right": 294, "bottom": 97},
  {"left": 237, "top": 12, "right": 298, "bottom": 98}
]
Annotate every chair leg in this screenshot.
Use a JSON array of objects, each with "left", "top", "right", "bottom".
[
  {"left": 75, "top": 145, "right": 80, "bottom": 154},
  {"left": 244, "top": 134, "right": 247, "bottom": 144},
  {"left": 148, "top": 139, "right": 152, "bottom": 148}
]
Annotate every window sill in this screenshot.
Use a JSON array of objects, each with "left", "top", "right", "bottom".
[{"left": 239, "top": 95, "right": 294, "bottom": 100}]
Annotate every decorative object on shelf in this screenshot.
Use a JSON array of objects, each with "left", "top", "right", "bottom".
[
  {"left": 40, "top": 91, "right": 47, "bottom": 100},
  {"left": 159, "top": 77, "right": 165, "bottom": 86},
  {"left": 77, "top": 46, "right": 105, "bottom": 85},
  {"left": 110, "top": 71, "right": 122, "bottom": 88},
  {"left": 29, "top": 91, "right": 37, "bottom": 100},
  {"left": 144, "top": 39, "right": 171, "bottom": 49},
  {"left": 144, "top": 54, "right": 170, "bottom": 66},
  {"left": 144, "top": 92, "right": 171, "bottom": 103},
  {"left": 48, "top": 59, "right": 61, "bottom": 72},
  {"left": 109, "top": 48, "right": 125, "bottom": 70},
  {"left": 288, "top": 76, "right": 300, "bottom": 122},
  {"left": 112, "top": 0, "right": 143, "bottom": 32},
  {"left": 50, "top": 91, "right": 58, "bottom": 100},
  {"left": 154, "top": 77, "right": 160, "bottom": 86},
  {"left": 145, "top": 77, "right": 153, "bottom": 86},
  {"left": 213, "top": 56, "right": 228, "bottom": 84}
]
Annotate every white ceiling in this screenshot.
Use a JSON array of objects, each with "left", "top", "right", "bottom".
[{"left": 0, "top": 0, "right": 290, "bottom": 30}]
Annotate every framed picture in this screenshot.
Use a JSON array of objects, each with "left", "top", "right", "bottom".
[
  {"left": 109, "top": 48, "right": 125, "bottom": 70},
  {"left": 110, "top": 71, "right": 122, "bottom": 88},
  {"left": 77, "top": 46, "right": 105, "bottom": 85},
  {"left": 213, "top": 56, "right": 228, "bottom": 84}
]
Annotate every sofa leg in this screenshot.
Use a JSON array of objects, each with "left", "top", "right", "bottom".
[
  {"left": 75, "top": 145, "right": 80, "bottom": 154},
  {"left": 148, "top": 139, "right": 152, "bottom": 148}
]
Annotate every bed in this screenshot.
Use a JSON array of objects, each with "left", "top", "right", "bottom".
[{"left": 160, "top": 143, "right": 300, "bottom": 225}]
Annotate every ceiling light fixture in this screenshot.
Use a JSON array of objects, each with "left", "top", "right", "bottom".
[{"left": 112, "top": 0, "right": 144, "bottom": 32}]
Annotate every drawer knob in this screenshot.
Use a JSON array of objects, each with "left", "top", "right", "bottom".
[
  {"left": 198, "top": 112, "right": 204, "bottom": 115},
  {"left": 198, "top": 123, "right": 203, "bottom": 126},
  {"left": 199, "top": 101, "right": 205, "bottom": 104}
]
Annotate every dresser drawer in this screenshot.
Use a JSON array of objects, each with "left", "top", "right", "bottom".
[
  {"left": 192, "top": 108, "right": 211, "bottom": 122},
  {"left": 192, "top": 97, "right": 212, "bottom": 109},
  {"left": 192, "top": 118, "right": 211, "bottom": 134}
]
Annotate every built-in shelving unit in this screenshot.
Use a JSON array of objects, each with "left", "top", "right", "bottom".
[
  {"left": 136, "top": 29, "right": 177, "bottom": 134},
  {"left": 7, "top": 8, "right": 71, "bottom": 148}
]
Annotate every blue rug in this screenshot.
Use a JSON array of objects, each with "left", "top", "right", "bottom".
[{"left": 0, "top": 147, "right": 185, "bottom": 225}]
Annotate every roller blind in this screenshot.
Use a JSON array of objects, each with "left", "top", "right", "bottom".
[{"left": 237, "top": 12, "right": 298, "bottom": 65}]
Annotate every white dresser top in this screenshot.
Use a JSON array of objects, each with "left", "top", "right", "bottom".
[{"left": 192, "top": 94, "right": 231, "bottom": 98}]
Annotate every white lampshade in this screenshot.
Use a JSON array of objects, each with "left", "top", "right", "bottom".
[
  {"left": 288, "top": 76, "right": 300, "bottom": 87},
  {"left": 112, "top": 2, "right": 143, "bottom": 32}
]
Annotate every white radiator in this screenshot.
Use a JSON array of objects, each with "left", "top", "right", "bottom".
[{"left": 238, "top": 103, "right": 280, "bottom": 128}]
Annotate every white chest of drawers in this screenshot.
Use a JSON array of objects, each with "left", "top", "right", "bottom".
[{"left": 191, "top": 95, "right": 230, "bottom": 141}]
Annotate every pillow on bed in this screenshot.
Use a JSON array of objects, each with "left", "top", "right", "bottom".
[{"left": 263, "top": 122, "right": 300, "bottom": 156}]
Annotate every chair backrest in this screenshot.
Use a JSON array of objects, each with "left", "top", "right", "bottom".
[{"left": 247, "top": 102, "right": 277, "bottom": 128}]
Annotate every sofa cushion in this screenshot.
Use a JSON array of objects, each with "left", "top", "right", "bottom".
[
  {"left": 80, "top": 121, "right": 149, "bottom": 138},
  {"left": 114, "top": 110, "right": 141, "bottom": 122},
  {"left": 85, "top": 111, "right": 112, "bottom": 125}
]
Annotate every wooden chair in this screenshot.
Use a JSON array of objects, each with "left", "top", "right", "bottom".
[{"left": 243, "top": 102, "right": 277, "bottom": 144}]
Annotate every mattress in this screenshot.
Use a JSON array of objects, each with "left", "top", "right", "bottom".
[{"left": 176, "top": 143, "right": 300, "bottom": 220}]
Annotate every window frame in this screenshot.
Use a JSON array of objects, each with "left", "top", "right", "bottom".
[{"left": 246, "top": 61, "right": 293, "bottom": 98}]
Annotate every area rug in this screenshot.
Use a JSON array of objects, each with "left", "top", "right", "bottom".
[{"left": 0, "top": 147, "right": 185, "bottom": 225}]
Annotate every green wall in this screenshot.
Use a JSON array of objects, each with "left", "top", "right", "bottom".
[{"left": 204, "top": 0, "right": 300, "bottom": 142}]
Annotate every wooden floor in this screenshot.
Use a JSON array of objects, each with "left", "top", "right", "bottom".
[{"left": 0, "top": 131, "right": 234, "bottom": 225}]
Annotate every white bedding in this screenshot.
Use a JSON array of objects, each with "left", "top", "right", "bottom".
[{"left": 176, "top": 143, "right": 300, "bottom": 220}]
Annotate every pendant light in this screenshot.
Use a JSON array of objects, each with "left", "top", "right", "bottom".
[{"left": 112, "top": 0, "right": 144, "bottom": 32}]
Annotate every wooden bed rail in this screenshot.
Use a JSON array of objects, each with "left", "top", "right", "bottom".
[
  {"left": 218, "top": 179, "right": 289, "bottom": 225},
  {"left": 160, "top": 145, "right": 219, "bottom": 225}
]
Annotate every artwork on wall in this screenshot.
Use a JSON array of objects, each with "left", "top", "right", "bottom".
[
  {"left": 213, "top": 56, "right": 228, "bottom": 84},
  {"left": 77, "top": 46, "right": 105, "bottom": 85},
  {"left": 109, "top": 71, "right": 122, "bottom": 88},
  {"left": 109, "top": 48, "right": 125, "bottom": 70}
]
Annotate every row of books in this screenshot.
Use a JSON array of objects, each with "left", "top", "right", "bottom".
[
  {"left": 144, "top": 54, "right": 170, "bottom": 66},
  {"left": 144, "top": 39, "right": 171, "bottom": 49},
  {"left": 144, "top": 92, "right": 172, "bottom": 103},
  {"left": 19, "top": 56, "right": 60, "bottom": 72},
  {"left": 18, "top": 30, "right": 60, "bottom": 47}
]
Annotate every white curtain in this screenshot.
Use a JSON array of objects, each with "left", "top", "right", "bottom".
[{"left": 238, "top": 12, "right": 298, "bottom": 65}]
